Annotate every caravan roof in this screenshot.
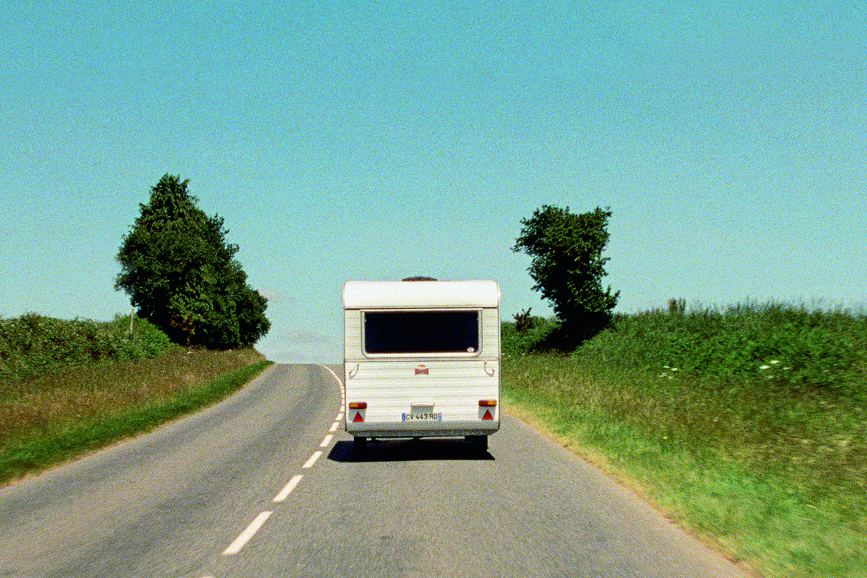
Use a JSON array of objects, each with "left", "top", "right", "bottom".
[{"left": 343, "top": 280, "right": 500, "bottom": 309}]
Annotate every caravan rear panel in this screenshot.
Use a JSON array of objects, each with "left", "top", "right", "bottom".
[{"left": 343, "top": 280, "right": 500, "bottom": 442}]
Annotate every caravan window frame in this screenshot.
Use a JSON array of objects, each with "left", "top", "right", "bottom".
[{"left": 360, "top": 308, "right": 483, "bottom": 358}]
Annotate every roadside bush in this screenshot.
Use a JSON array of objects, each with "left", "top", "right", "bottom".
[
  {"left": 577, "top": 303, "right": 867, "bottom": 393},
  {"left": 502, "top": 317, "right": 560, "bottom": 355},
  {"left": 0, "top": 314, "right": 175, "bottom": 384},
  {"left": 107, "top": 314, "right": 175, "bottom": 359}
]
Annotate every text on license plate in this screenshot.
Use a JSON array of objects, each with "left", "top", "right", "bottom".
[{"left": 402, "top": 412, "right": 442, "bottom": 421}]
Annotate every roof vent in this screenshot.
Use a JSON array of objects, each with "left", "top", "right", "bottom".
[{"left": 402, "top": 276, "right": 437, "bottom": 282}]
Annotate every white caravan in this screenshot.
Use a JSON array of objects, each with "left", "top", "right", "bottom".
[{"left": 343, "top": 279, "right": 501, "bottom": 452}]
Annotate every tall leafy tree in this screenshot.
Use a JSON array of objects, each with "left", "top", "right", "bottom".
[
  {"left": 513, "top": 205, "right": 619, "bottom": 345},
  {"left": 115, "top": 174, "right": 270, "bottom": 348}
]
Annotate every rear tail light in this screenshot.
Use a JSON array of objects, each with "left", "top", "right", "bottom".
[
  {"left": 479, "top": 399, "right": 497, "bottom": 407},
  {"left": 349, "top": 401, "right": 366, "bottom": 423}
]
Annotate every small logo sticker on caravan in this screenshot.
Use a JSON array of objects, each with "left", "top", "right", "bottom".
[{"left": 415, "top": 365, "right": 429, "bottom": 375}]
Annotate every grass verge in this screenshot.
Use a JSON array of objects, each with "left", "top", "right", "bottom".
[
  {"left": 0, "top": 349, "right": 271, "bottom": 486},
  {"left": 503, "top": 353, "right": 866, "bottom": 578}
]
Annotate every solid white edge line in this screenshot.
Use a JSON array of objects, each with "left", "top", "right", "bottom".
[
  {"left": 320, "top": 434, "right": 334, "bottom": 448},
  {"left": 223, "top": 511, "right": 272, "bottom": 555},
  {"left": 329, "top": 422, "right": 339, "bottom": 432},
  {"left": 273, "top": 474, "right": 304, "bottom": 503},
  {"left": 302, "top": 450, "right": 323, "bottom": 469}
]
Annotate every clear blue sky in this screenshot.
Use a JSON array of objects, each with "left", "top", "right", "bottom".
[{"left": 2, "top": 1, "right": 864, "bottom": 362}]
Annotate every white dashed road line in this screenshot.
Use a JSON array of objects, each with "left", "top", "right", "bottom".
[
  {"left": 222, "top": 365, "right": 345, "bottom": 557},
  {"left": 317, "top": 364, "right": 344, "bottom": 387},
  {"left": 302, "top": 451, "right": 323, "bottom": 469},
  {"left": 273, "top": 474, "right": 304, "bottom": 503},
  {"left": 223, "top": 511, "right": 273, "bottom": 556}
]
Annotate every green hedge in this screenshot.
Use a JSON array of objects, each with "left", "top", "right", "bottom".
[
  {"left": 0, "top": 313, "right": 175, "bottom": 384},
  {"left": 503, "top": 303, "right": 867, "bottom": 394}
]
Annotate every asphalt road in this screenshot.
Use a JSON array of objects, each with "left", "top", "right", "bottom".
[{"left": 0, "top": 364, "right": 753, "bottom": 578}]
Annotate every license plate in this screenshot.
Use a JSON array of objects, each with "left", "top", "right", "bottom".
[{"left": 402, "top": 412, "right": 442, "bottom": 421}]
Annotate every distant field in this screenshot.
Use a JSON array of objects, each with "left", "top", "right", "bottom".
[
  {"left": 502, "top": 304, "right": 867, "bottom": 578},
  {"left": 0, "top": 314, "right": 269, "bottom": 485}
]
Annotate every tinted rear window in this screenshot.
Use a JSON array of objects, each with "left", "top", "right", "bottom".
[{"left": 364, "top": 311, "right": 480, "bottom": 354}]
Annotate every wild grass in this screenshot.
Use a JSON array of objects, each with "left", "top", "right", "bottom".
[
  {"left": 502, "top": 303, "right": 867, "bottom": 578},
  {"left": 0, "top": 313, "right": 269, "bottom": 485}
]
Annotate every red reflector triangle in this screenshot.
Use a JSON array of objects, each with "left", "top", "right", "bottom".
[
  {"left": 482, "top": 410, "right": 493, "bottom": 420},
  {"left": 352, "top": 412, "right": 364, "bottom": 423}
]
